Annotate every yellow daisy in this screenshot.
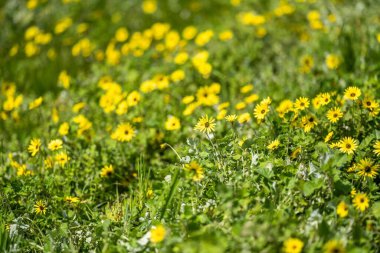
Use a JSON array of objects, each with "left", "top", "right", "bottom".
[
  {"left": 48, "top": 139, "right": 63, "bottom": 151},
  {"left": 150, "top": 224, "right": 166, "bottom": 243},
  {"left": 165, "top": 116, "right": 181, "bottom": 131},
  {"left": 100, "top": 165, "right": 114, "bottom": 177},
  {"left": 344, "top": 86, "right": 361, "bottom": 101},
  {"left": 336, "top": 201, "right": 348, "bottom": 218},
  {"left": 338, "top": 137, "right": 358, "bottom": 155},
  {"left": 28, "top": 138, "right": 41, "bottom": 157},
  {"left": 294, "top": 97, "right": 310, "bottom": 111},
  {"left": 283, "top": 238, "right": 304, "bottom": 253},
  {"left": 323, "top": 240, "right": 346, "bottom": 253},
  {"left": 373, "top": 140, "right": 380, "bottom": 156},
  {"left": 184, "top": 161, "right": 204, "bottom": 181},
  {"left": 253, "top": 103, "right": 270, "bottom": 120},
  {"left": 326, "top": 107, "right": 343, "bottom": 123},
  {"left": 352, "top": 192, "right": 369, "bottom": 212},
  {"left": 34, "top": 200, "right": 47, "bottom": 215},
  {"left": 194, "top": 115, "right": 216, "bottom": 134},
  {"left": 356, "top": 158, "right": 378, "bottom": 178},
  {"left": 111, "top": 123, "right": 135, "bottom": 142},
  {"left": 267, "top": 139, "right": 280, "bottom": 151}
]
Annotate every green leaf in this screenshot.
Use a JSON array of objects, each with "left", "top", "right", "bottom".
[
  {"left": 371, "top": 202, "right": 380, "bottom": 219},
  {"left": 302, "top": 179, "right": 323, "bottom": 197}
]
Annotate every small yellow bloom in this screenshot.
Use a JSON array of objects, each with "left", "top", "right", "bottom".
[
  {"left": 326, "top": 54, "right": 340, "bottom": 70},
  {"left": 344, "top": 86, "right": 361, "bottom": 101},
  {"left": 34, "top": 200, "right": 47, "bottom": 215},
  {"left": 142, "top": 0, "right": 157, "bottom": 14},
  {"left": 64, "top": 196, "right": 80, "bottom": 204},
  {"left": 29, "top": 97, "right": 43, "bottom": 110},
  {"left": 55, "top": 152, "right": 70, "bottom": 167},
  {"left": 352, "top": 193, "right": 369, "bottom": 212},
  {"left": 267, "top": 139, "right": 280, "bottom": 151},
  {"left": 150, "top": 224, "right": 166, "bottom": 243},
  {"left": 194, "top": 115, "right": 216, "bottom": 134},
  {"left": 28, "top": 138, "right": 41, "bottom": 157},
  {"left": 336, "top": 201, "right": 349, "bottom": 218},
  {"left": 283, "top": 238, "right": 304, "bottom": 253},
  {"left": 165, "top": 116, "right": 181, "bottom": 131},
  {"left": 48, "top": 139, "right": 63, "bottom": 151}
]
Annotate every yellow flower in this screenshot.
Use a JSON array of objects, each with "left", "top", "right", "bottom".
[
  {"left": 54, "top": 17, "right": 73, "bottom": 34},
  {"left": 324, "top": 131, "right": 334, "bottom": 143},
  {"left": 195, "top": 29, "right": 214, "bottom": 46},
  {"left": 182, "top": 26, "right": 198, "bottom": 40},
  {"left": 291, "top": 147, "right": 301, "bottom": 159},
  {"left": 55, "top": 152, "right": 69, "bottom": 167},
  {"left": 184, "top": 161, "right": 204, "bottom": 181},
  {"left": 244, "top": 94, "right": 259, "bottom": 104},
  {"left": 238, "top": 112, "right": 251, "bottom": 123},
  {"left": 111, "top": 123, "right": 135, "bottom": 142},
  {"left": 299, "top": 55, "right": 314, "bottom": 73},
  {"left": 294, "top": 97, "right": 309, "bottom": 111},
  {"left": 25, "top": 42, "right": 39, "bottom": 57},
  {"left": 225, "top": 114, "right": 237, "bottom": 122},
  {"left": 326, "top": 107, "right": 343, "bottom": 123},
  {"left": 59, "top": 122, "right": 70, "bottom": 136},
  {"left": 165, "top": 116, "right": 181, "bottom": 131},
  {"left": 362, "top": 97, "right": 377, "bottom": 109},
  {"left": 127, "top": 91, "right": 141, "bottom": 107},
  {"left": 194, "top": 115, "right": 216, "bottom": 134},
  {"left": 325, "top": 54, "right": 340, "bottom": 70},
  {"left": 115, "top": 27, "right": 129, "bottom": 42},
  {"left": 170, "top": 70, "right": 185, "bottom": 82},
  {"left": 219, "top": 30, "right": 233, "bottom": 41},
  {"left": 352, "top": 193, "right": 369, "bottom": 212},
  {"left": 338, "top": 137, "right": 358, "bottom": 155},
  {"left": 142, "top": 0, "right": 157, "bottom": 14},
  {"left": 34, "top": 200, "right": 47, "bottom": 215},
  {"left": 240, "top": 84, "right": 254, "bottom": 94},
  {"left": 319, "top": 93, "right": 331, "bottom": 106},
  {"left": 301, "top": 115, "right": 318, "bottom": 132},
  {"left": 27, "top": 0, "right": 38, "bottom": 10},
  {"left": 29, "top": 97, "right": 43, "bottom": 110},
  {"left": 253, "top": 103, "right": 270, "bottom": 120},
  {"left": 323, "top": 240, "right": 346, "bottom": 253},
  {"left": 217, "top": 109, "right": 227, "bottom": 120},
  {"left": 336, "top": 201, "right": 349, "bottom": 218},
  {"left": 44, "top": 156, "right": 54, "bottom": 169},
  {"left": 182, "top": 96, "right": 194, "bottom": 104},
  {"left": 356, "top": 158, "right": 378, "bottom": 178},
  {"left": 373, "top": 140, "right": 380, "bottom": 156},
  {"left": 100, "top": 165, "right": 114, "bottom": 177},
  {"left": 28, "top": 138, "right": 41, "bottom": 157},
  {"left": 174, "top": 52, "right": 189, "bottom": 65},
  {"left": 72, "top": 102, "right": 86, "bottom": 113},
  {"left": 48, "top": 139, "right": 63, "bottom": 151},
  {"left": 267, "top": 139, "right": 280, "bottom": 151},
  {"left": 196, "top": 86, "right": 219, "bottom": 106},
  {"left": 344, "top": 86, "right": 361, "bottom": 101},
  {"left": 230, "top": 0, "right": 241, "bottom": 6},
  {"left": 150, "top": 224, "right": 166, "bottom": 243},
  {"left": 283, "top": 238, "right": 304, "bottom": 253},
  {"left": 235, "top": 102, "right": 246, "bottom": 110},
  {"left": 64, "top": 196, "right": 80, "bottom": 204}
]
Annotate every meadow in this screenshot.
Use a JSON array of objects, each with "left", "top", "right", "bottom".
[{"left": 1, "top": 0, "right": 380, "bottom": 252}]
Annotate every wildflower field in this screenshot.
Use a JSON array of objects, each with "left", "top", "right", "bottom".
[{"left": 1, "top": 0, "right": 380, "bottom": 252}]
